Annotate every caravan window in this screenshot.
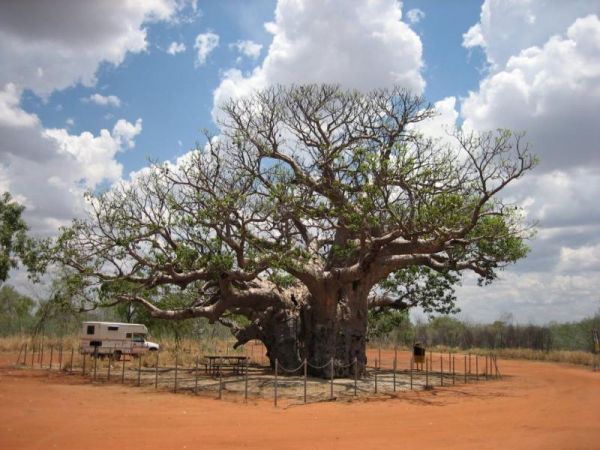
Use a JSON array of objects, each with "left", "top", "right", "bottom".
[
  {"left": 132, "top": 334, "right": 145, "bottom": 343},
  {"left": 86, "top": 325, "right": 95, "bottom": 335},
  {"left": 108, "top": 326, "right": 118, "bottom": 331}
]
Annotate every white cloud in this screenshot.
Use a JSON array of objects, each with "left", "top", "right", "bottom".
[
  {"left": 194, "top": 32, "right": 219, "bottom": 66},
  {"left": 0, "top": 83, "right": 39, "bottom": 128},
  {"left": 462, "top": 0, "right": 599, "bottom": 69},
  {"left": 230, "top": 40, "right": 263, "bottom": 59},
  {"left": 213, "top": 0, "right": 425, "bottom": 116},
  {"left": 462, "top": 14, "right": 600, "bottom": 171},
  {"left": 0, "top": 0, "right": 183, "bottom": 98},
  {"left": 167, "top": 41, "right": 186, "bottom": 55},
  {"left": 88, "top": 93, "right": 121, "bottom": 108},
  {"left": 456, "top": 1, "right": 600, "bottom": 322},
  {"left": 406, "top": 8, "right": 425, "bottom": 24}
]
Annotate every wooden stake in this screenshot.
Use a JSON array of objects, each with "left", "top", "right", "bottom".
[
  {"left": 155, "top": 352, "right": 160, "bottom": 389},
  {"left": 303, "top": 358, "right": 307, "bottom": 403},
  {"left": 274, "top": 358, "right": 278, "bottom": 407},
  {"left": 330, "top": 358, "right": 334, "bottom": 399},
  {"left": 410, "top": 356, "right": 413, "bottom": 390},
  {"left": 174, "top": 353, "right": 178, "bottom": 393},
  {"left": 354, "top": 357, "right": 358, "bottom": 397}
]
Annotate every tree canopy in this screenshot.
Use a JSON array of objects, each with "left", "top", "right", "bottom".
[{"left": 47, "top": 85, "right": 536, "bottom": 376}]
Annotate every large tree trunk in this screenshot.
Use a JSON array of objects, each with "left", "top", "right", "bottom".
[{"left": 302, "top": 280, "right": 369, "bottom": 378}]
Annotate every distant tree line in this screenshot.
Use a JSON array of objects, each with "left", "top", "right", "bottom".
[{"left": 367, "top": 310, "right": 600, "bottom": 353}]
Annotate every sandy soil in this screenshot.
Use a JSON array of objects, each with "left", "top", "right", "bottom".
[{"left": 0, "top": 351, "right": 599, "bottom": 450}]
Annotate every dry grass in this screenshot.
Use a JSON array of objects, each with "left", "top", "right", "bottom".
[{"left": 2, "top": 335, "right": 596, "bottom": 368}]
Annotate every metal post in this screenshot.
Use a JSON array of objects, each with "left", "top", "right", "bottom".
[
  {"left": 330, "top": 358, "right": 334, "bottom": 400},
  {"left": 82, "top": 352, "right": 86, "bottom": 376},
  {"left": 410, "top": 356, "right": 413, "bottom": 390},
  {"left": 354, "top": 357, "right": 358, "bottom": 397},
  {"left": 218, "top": 363, "right": 223, "bottom": 399},
  {"left": 107, "top": 355, "right": 112, "bottom": 381},
  {"left": 40, "top": 340, "right": 44, "bottom": 366},
  {"left": 452, "top": 355, "right": 456, "bottom": 385},
  {"left": 194, "top": 355, "right": 199, "bottom": 394},
  {"left": 274, "top": 358, "right": 278, "bottom": 407},
  {"left": 475, "top": 355, "right": 479, "bottom": 382},
  {"left": 93, "top": 348, "right": 98, "bottom": 381},
  {"left": 49, "top": 345, "right": 54, "bottom": 370},
  {"left": 464, "top": 354, "right": 467, "bottom": 383},
  {"left": 23, "top": 343, "right": 28, "bottom": 365},
  {"left": 374, "top": 369, "right": 378, "bottom": 394},
  {"left": 393, "top": 353, "right": 397, "bottom": 392},
  {"left": 485, "top": 355, "right": 488, "bottom": 380},
  {"left": 121, "top": 355, "right": 125, "bottom": 383},
  {"left": 69, "top": 348, "right": 74, "bottom": 374},
  {"left": 59, "top": 345, "right": 63, "bottom": 370},
  {"left": 378, "top": 346, "right": 381, "bottom": 370},
  {"left": 137, "top": 355, "right": 142, "bottom": 387},
  {"left": 425, "top": 357, "right": 429, "bottom": 389},
  {"left": 244, "top": 359, "right": 249, "bottom": 402},
  {"left": 174, "top": 353, "right": 178, "bottom": 393},
  {"left": 155, "top": 352, "right": 160, "bottom": 389},
  {"left": 31, "top": 344, "right": 35, "bottom": 367},
  {"left": 303, "top": 358, "right": 307, "bottom": 403}
]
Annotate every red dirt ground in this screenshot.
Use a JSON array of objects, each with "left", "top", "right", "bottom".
[{"left": 0, "top": 351, "right": 599, "bottom": 449}]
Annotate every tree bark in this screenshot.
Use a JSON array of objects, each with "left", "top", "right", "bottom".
[{"left": 301, "top": 280, "right": 370, "bottom": 378}]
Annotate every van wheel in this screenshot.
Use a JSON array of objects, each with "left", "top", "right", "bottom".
[{"left": 114, "top": 351, "right": 122, "bottom": 361}]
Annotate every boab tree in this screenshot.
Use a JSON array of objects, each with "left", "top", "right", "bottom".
[{"left": 49, "top": 85, "right": 535, "bottom": 377}]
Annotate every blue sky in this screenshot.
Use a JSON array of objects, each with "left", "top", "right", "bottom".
[
  {"left": 1, "top": 0, "right": 599, "bottom": 323},
  {"left": 20, "top": 0, "right": 486, "bottom": 176}
]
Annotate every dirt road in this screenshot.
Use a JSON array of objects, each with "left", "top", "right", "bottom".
[{"left": 0, "top": 352, "right": 598, "bottom": 449}]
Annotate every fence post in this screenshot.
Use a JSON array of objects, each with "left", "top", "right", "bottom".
[
  {"left": 354, "top": 357, "right": 358, "bottom": 397},
  {"left": 174, "top": 353, "right": 178, "bottom": 393},
  {"left": 218, "top": 363, "right": 223, "bottom": 400},
  {"left": 31, "top": 344, "right": 35, "bottom": 368},
  {"left": 464, "top": 354, "right": 467, "bottom": 383},
  {"left": 378, "top": 345, "right": 381, "bottom": 370},
  {"left": 107, "top": 354, "right": 112, "bottom": 381},
  {"left": 155, "top": 352, "right": 160, "bottom": 389},
  {"left": 244, "top": 359, "right": 249, "bottom": 403},
  {"left": 475, "top": 355, "right": 479, "bottom": 382},
  {"left": 137, "top": 355, "right": 142, "bottom": 387},
  {"left": 82, "top": 352, "right": 86, "bottom": 376},
  {"left": 303, "top": 358, "right": 307, "bottom": 403},
  {"left": 425, "top": 357, "right": 429, "bottom": 389},
  {"left": 452, "top": 355, "right": 456, "bottom": 385},
  {"left": 121, "top": 355, "right": 125, "bottom": 383},
  {"left": 330, "top": 358, "right": 334, "bottom": 400},
  {"left": 485, "top": 355, "right": 488, "bottom": 380},
  {"left": 393, "top": 352, "right": 397, "bottom": 392},
  {"left": 194, "top": 355, "right": 198, "bottom": 394},
  {"left": 374, "top": 369, "right": 378, "bottom": 394},
  {"left": 23, "top": 343, "right": 28, "bottom": 365},
  {"left": 49, "top": 345, "right": 54, "bottom": 371},
  {"left": 69, "top": 348, "right": 74, "bottom": 374},
  {"left": 59, "top": 344, "right": 63, "bottom": 370},
  {"left": 274, "top": 358, "right": 278, "bottom": 407},
  {"left": 410, "top": 356, "right": 413, "bottom": 390},
  {"left": 440, "top": 353, "right": 443, "bottom": 386},
  {"left": 93, "top": 348, "right": 98, "bottom": 381},
  {"left": 40, "top": 341, "right": 44, "bottom": 367}
]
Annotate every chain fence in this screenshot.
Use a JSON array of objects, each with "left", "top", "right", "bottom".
[{"left": 12, "top": 339, "right": 502, "bottom": 407}]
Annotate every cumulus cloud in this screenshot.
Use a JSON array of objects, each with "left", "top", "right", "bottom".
[
  {"left": 456, "top": 0, "right": 600, "bottom": 322},
  {"left": 406, "top": 8, "right": 425, "bottom": 24},
  {"left": 0, "top": 0, "right": 183, "bottom": 97},
  {"left": 230, "top": 40, "right": 263, "bottom": 59},
  {"left": 166, "top": 41, "right": 186, "bottom": 55},
  {"left": 194, "top": 32, "right": 219, "bottom": 66},
  {"left": 88, "top": 93, "right": 121, "bottom": 108},
  {"left": 213, "top": 0, "right": 425, "bottom": 116}
]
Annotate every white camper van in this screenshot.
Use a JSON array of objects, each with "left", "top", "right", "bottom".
[{"left": 80, "top": 321, "right": 159, "bottom": 359}]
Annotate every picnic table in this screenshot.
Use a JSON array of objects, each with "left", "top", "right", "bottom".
[{"left": 204, "top": 355, "right": 249, "bottom": 376}]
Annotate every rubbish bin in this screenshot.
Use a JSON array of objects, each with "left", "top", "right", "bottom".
[{"left": 413, "top": 343, "right": 426, "bottom": 364}]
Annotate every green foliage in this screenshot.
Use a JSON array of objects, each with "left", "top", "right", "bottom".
[
  {"left": 368, "top": 309, "right": 413, "bottom": 343},
  {"left": 0, "top": 192, "right": 28, "bottom": 282},
  {"left": 0, "top": 285, "right": 35, "bottom": 335}
]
